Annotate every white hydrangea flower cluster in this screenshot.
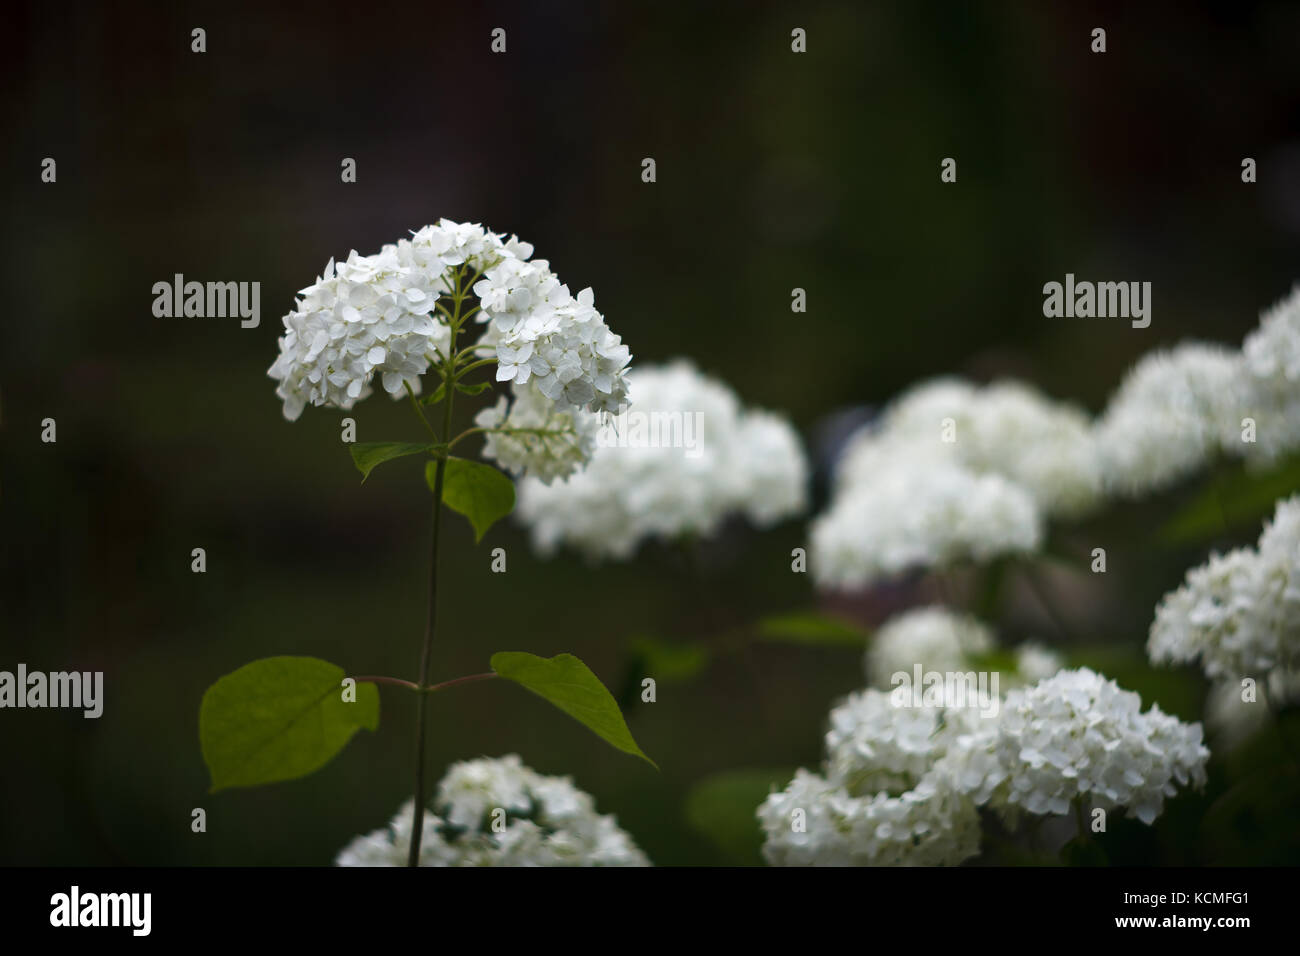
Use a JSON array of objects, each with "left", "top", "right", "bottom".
[
  {"left": 758, "top": 689, "right": 987, "bottom": 866},
  {"left": 1092, "top": 286, "right": 1300, "bottom": 493},
  {"left": 474, "top": 381, "right": 602, "bottom": 485},
  {"left": 268, "top": 247, "right": 451, "bottom": 421},
  {"left": 268, "top": 220, "right": 633, "bottom": 481},
  {"left": 759, "top": 657, "right": 1208, "bottom": 864},
  {"left": 1149, "top": 495, "right": 1300, "bottom": 680},
  {"left": 810, "top": 377, "right": 1101, "bottom": 590},
  {"left": 1092, "top": 343, "right": 1247, "bottom": 498},
  {"left": 991, "top": 668, "right": 1210, "bottom": 825},
  {"left": 1205, "top": 668, "right": 1300, "bottom": 748},
  {"left": 862, "top": 605, "right": 1065, "bottom": 690},
  {"left": 1014, "top": 642, "right": 1067, "bottom": 683},
  {"left": 1241, "top": 284, "right": 1300, "bottom": 464},
  {"left": 335, "top": 754, "right": 649, "bottom": 867},
  {"left": 514, "top": 360, "right": 808, "bottom": 560},
  {"left": 864, "top": 606, "right": 995, "bottom": 689}
]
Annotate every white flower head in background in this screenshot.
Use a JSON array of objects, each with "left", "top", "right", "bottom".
[
  {"left": 1093, "top": 343, "right": 1246, "bottom": 498},
  {"left": 268, "top": 219, "right": 632, "bottom": 483},
  {"left": 1149, "top": 494, "right": 1300, "bottom": 680},
  {"left": 810, "top": 376, "right": 1101, "bottom": 591},
  {"left": 1241, "top": 284, "right": 1300, "bottom": 463},
  {"left": 862, "top": 605, "right": 1067, "bottom": 691},
  {"left": 863, "top": 606, "right": 995, "bottom": 689},
  {"left": 991, "top": 668, "right": 1209, "bottom": 825},
  {"left": 811, "top": 458, "right": 1041, "bottom": 590},
  {"left": 335, "top": 754, "right": 649, "bottom": 867},
  {"left": 514, "top": 360, "right": 809, "bottom": 560}
]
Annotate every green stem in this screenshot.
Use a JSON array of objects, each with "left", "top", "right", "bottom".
[
  {"left": 427, "top": 672, "right": 498, "bottom": 693},
  {"left": 408, "top": 267, "right": 463, "bottom": 867},
  {"left": 353, "top": 675, "right": 421, "bottom": 692}
]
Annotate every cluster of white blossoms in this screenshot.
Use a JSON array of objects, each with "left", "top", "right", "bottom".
[
  {"left": 811, "top": 378, "right": 1099, "bottom": 589},
  {"left": 759, "top": 659, "right": 1209, "bottom": 865},
  {"left": 863, "top": 605, "right": 1064, "bottom": 690},
  {"left": 1092, "top": 343, "right": 1246, "bottom": 498},
  {"left": 335, "top": 755, "right": 649, "bottom": 867},
  {"left": 864, "top": 606, "right": 993, "bottom": 687},
  {"left": 514, "top": 361, "right": 808, "bottom": 560},
  {"left": 993, "top": 669, "right": 1210, "bottom": 824},
  {"left": 1240, "top": 284, "right": 1300, "bottom": 463},
  {"left": 1205, "top": 668, "right": 1300, "bottom": 748},
  {"left": 758, "top": 690, "right": 986, "bottom": 866},
  {"left": 268, "top": 219, "right": 632, "bottom": 481},
  {"left": 1149, "top": 494, "right": 1300, "bottom": 681},
  {"left": 808, "top": 287, "right": 1300, "bottom": 591},
  {"left": 1093, "top": 286, "right": 1300, "bottom": 495}
]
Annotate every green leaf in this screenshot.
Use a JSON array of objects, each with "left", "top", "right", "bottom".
[
  {"left": 455, "top": 381, "right": 492, "bottom": 396},
  {"left": 1160, "top": 454, "right": 1300, "bottom": 546},
  {"left": 489, "top": 651, "right": 656, "bottom": 768},
  {"left": 628, "top": 636, "right": 710, "bottom": 683},
  {"left": 431, "top": 457, "right": 515, "bottom": 543},
  {"left": 684, "top": 768, "right": 796, "bottom": 865},
  {"left": 199, "top": 656, "right": 379, "bottom": 792},
  {"left": 350, "top": 441, "right": 438, "bottom": 482},
  {"left": 755, "top": 611, "right": 869, "bottom": 647}
]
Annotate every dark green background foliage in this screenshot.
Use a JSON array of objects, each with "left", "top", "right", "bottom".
[{"left": 2, "top": 0, "right": 1299, "bottom": 865}]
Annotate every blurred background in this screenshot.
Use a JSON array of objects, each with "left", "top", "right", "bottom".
[{"left": 3, "top": 0, "right": 1300, "bottom": 865}]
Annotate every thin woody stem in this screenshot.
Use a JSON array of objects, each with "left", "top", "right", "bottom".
[{"left": 408, "top": 266, "right": 464, "bottom": 867}]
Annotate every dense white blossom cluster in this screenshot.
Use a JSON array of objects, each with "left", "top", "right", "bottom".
[
  {"left": 1241, "top": 285, "right": 1300, "bottom": 463},
  {"left": 514, "top": 361, "right": 808, "bottom": 559},
  {"left": 335, "top": 755, "right": 649, "bottom": 867},
  {"left": 864, "top": 606, "right": 995, "bottom": 688},
  {"left": 810, "top": 378, "right": 1101, "bottom": 589},
  {"left": 269, "top": 220, "right": 631, "bottom": 483},
  {"left": 863, "top": 606, "right": 1065, "bottom": 690},
  {"left": 1092, "top": 286, "right": 1300, "bottom": 494},
  {"left": 992, "top": 669, "right": 1210, "bottom": 824},
  {"left": 1205, "top": 668, "right": 1300, "bottom": 748},
  {"left": 1149, "top": 495, "right": 1300, "bottom": 680},
  {"left": 759, "top": 662, "right": 1208, "bottom": 864},
  {"left": 808, "top": 287, "right": 1300, "bottom": 591},
  {"left": 758, "top": 689, "right": 986, "bottom": 866},
  {"left": 1092, "top": 343, "right": 1246, "bottom": 498}
]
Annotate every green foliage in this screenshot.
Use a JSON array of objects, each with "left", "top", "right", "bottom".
[
  {"left": 755, "top": 611, "right": 870, "bottom": 647},
  {"left": 350, "top": 441, "right": 439, "bottom": 482},
  {"left": 489, "top": 651, "right": 656, "bottom": 767},
  {"left": 628, "top": 636, "right": 710, "bottom": 683},
  {"left": 430, "top": 457, "right": 515, "bottom": 543},
  {"left": 684, "top": 768, "right": 795, "bottom": 865},
  {"left": 199, "top": 656, "right": 379, "bottom": 792},
  {"left": 1160, "top": 454, "right": 1300, "bottom": 545}
]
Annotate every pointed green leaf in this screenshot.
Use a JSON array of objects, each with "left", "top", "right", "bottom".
[
  {"left": 490, "top": 651, "right": 656, "bottom": 768},
  {"left": 199, "top": 656, "right": 379, "bottom": 792},
  {"left": 431, "top": 457, "right": 515, "bottom": 543},
  {"left": 421, "top": 381, "right": 448, "bottom": 406},
  {"left": 350, "top": 441, "right": 438, "bottom": 482},
  {"left": 455, "top": 380, "right": 492, "bottom": 396},
  {"left": 756, "top": 611, "right": 870, "bottom": 646}
]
